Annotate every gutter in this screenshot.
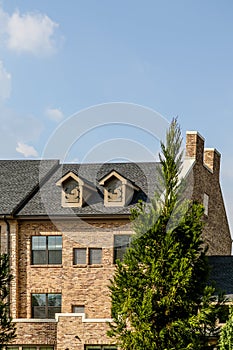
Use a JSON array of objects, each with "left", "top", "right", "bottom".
[{"left": 15, "top": 213, "right": 131, "bottom": 220}]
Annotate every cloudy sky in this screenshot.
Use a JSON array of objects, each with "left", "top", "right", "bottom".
[{"left": 0, "top": 1, "right": 233, "bottom": 234}]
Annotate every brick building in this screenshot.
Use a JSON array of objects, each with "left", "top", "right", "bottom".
[{"left": 0, "top": 131, "right": 231, "bottom": 350}]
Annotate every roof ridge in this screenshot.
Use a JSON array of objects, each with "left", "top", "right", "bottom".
[{"left": 62, "top": 161, "right": 160, "bottom": 166}]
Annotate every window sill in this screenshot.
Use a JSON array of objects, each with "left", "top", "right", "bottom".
[
  {"left": 73, "top": 264, "right": 103, "bottom": 268},
  {"left": 13, "top": 318, "right": 57, "bottom": 323},
  {"left": 30, "top": 264, "right": 63, "bottom": 268}
]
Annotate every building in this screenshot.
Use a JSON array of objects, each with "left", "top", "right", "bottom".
[{"left": 0, "top": 131, "right": 231, "bottom": 350}]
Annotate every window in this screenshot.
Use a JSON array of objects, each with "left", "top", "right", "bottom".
[
  {"left": 114, "top": 235, "right": 131, "bottom": 263},
  {"left": 63, "top": 178, "right": 80, "bottom": 204},
  {"left": 73, "top": 248, "right": 86, "bottom": 264},
  {"left": 72, "top": 305, "right": 85, "bottom": 313},
  {"left": 73, "top": 248, "right": 102, "bottom": 265},
  {"left": 203, "top": 193, "right": 209, "bottom": 216},
  {"left": 31, "top": 236, "right": 62, "bottom": 265},
  {"left": 107, "top": 179, "right": 122, "bottom": 203},
  {"left": 89, "top": 248, "right": 102, "bottom": 264},
  {"left": 31, "top": 293, "right": 61, "bottom": 319}
]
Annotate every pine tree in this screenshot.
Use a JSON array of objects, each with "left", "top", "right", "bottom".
[
  {"left": 219, "top": 307, "right": 233, "bottom": 350},
  {"left": 108, "top": 119, "right": 221, "bottom": 350},
  {"left": 0, "top": 254, "right": 16, "bottom": 348}
]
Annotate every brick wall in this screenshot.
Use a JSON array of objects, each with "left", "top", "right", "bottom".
[
  {"left": 14, "top": 321, "right": 57, "bottom": 345},
  {"left": 56, "top": 315, "right": 113, "bottom": 350},
  {"left": 16, "top": 219, "right": 130, "bottom": 320}
]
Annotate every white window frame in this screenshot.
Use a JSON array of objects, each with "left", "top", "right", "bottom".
[
  {"left": 203, "top": 193, "right": 209, "bottom": 216},
  {"left": 7, "top": 347, "right": 54, "bottom": 350}
]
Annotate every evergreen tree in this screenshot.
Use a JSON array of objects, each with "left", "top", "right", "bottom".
[
  {"left": 0, "top": 254, "right": 16, "bottom": 348},
  {"left": 219, "top": 306, "right": 233, "bottom": 350},
  {"left": 108, "top": 119, "right": 221, "bottom": 350}
]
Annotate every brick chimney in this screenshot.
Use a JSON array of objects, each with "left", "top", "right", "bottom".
[
  {"left": 186, "top": 131, "right": 204, "bottom": 164},
  {"left": 186, "top": 131, "right": 221, "bottom": 179},
  {"left": 204, "top": 148, "right": 221, "bottom": 179}
]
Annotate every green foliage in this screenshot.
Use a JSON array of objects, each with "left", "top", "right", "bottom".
[
  {"left": 0, "top": 254, "right": 16, "bottom": 347},
  {"left": 108, "top": 119, "right": 221, "bottom": 350},
  {"left": 219, "top": 306, "right": 233, "bottom": 350}
]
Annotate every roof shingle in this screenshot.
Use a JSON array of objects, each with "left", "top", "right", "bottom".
[{"left": 16, "top": 161, "right": 160, "bottom": 216}]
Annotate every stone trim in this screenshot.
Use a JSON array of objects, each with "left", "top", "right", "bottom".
[
  {"left": 13, "top": 319, "right": 56, "bottom": 323},
  {"left": 55, "top": 313, "right": 113, "bottom": 323},
  {"left": 186, "top": 131, "right": 205, "bottom": 140},
  {"left": 204, "top": 148, "right": 221, "bottom": 156},
  {"left": 13, "top": 314, "right": 113, "bottom": 324}
]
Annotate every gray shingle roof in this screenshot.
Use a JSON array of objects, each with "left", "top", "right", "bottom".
[
  {"left": 208, "top": 256, "right": 233, "bottom": 297},
  {"left": 16, "top": 161, "right": 160, "bottom": 216},
  {"left": 0, "top": 160, "right": 59, "bottom": 215}
]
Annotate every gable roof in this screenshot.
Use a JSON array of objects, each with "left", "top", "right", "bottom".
[
  {"left": 0, "top": 157, "right": 195, "bottom": 218},
  {"left": 56, "top": 170, "right": 96, "bottom": 190},
  {"left": 98, "top": 169, "right": 139, "bottom": 190}
]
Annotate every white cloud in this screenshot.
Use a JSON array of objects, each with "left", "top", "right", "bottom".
[
  {"left": 0, "top": 60, "right": 11, "bottom": 100},
  {"left": 0, "top": 105, "right": 43, "bottom": 158},
  {"left": 16, "top": 142, "right": 38, "bottom": 157},
  {"left": 46, "top": 107, "right": 64, "bottom": 122},
  {"left": 0, "top": 6, "right": 60, "bottom": 56},
  {"left": 7, "top": 11, "right": 59, "bottom": 55}
]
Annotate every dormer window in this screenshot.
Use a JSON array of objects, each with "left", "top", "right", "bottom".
[
  {"left": 63, "top": 178, "right": 80, "bottom": 204},
  {"left": 56, "top": 172, "right": 95, "bottom": 208},
  {"left": 99, "top": 170, "right": 139, "bottom": 207},
  {"left": 107, "top": 179, "right": 122, "bottom": 202}
]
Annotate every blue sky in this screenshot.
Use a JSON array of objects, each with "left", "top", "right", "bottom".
[{"left": 0, "top": 1, "right": 233, "bottom": 233}]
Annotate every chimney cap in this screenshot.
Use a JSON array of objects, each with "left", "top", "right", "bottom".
[
  {"left": 204, "top": 148, "right": 221, "bottom": 157},
  {"left": 186, "top": 131, "right": 205, "bottom": 141}
]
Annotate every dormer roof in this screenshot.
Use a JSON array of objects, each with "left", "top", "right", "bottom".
[
  {"left": 56, "top": 171, "right": 96, "bottom": 191},
  {"left": 99, "top": 170, "right": 139, "bottom": 190}
]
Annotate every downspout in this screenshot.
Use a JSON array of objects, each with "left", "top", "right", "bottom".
[
  {"left": 3, "top": 216, "right": 11, "bottom": 318},
  {"left": 3, "top": 216, "right": 10, "bottom": 256}
]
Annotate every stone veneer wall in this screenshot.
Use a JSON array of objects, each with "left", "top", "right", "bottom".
[{"left": 186, "top": 132, "right": 232, "bottom": 255}]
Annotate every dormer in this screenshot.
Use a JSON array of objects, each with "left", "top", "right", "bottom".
[
  {"left": 56, "top": 171, "right": 95, "bottom": 208},
  {"left": 99, "top": 170, "right": 139, "bottom": 207}
]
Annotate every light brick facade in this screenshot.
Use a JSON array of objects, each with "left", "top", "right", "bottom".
[{"left": 0, "top": 131, "right": 231, "bottom": 350}]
